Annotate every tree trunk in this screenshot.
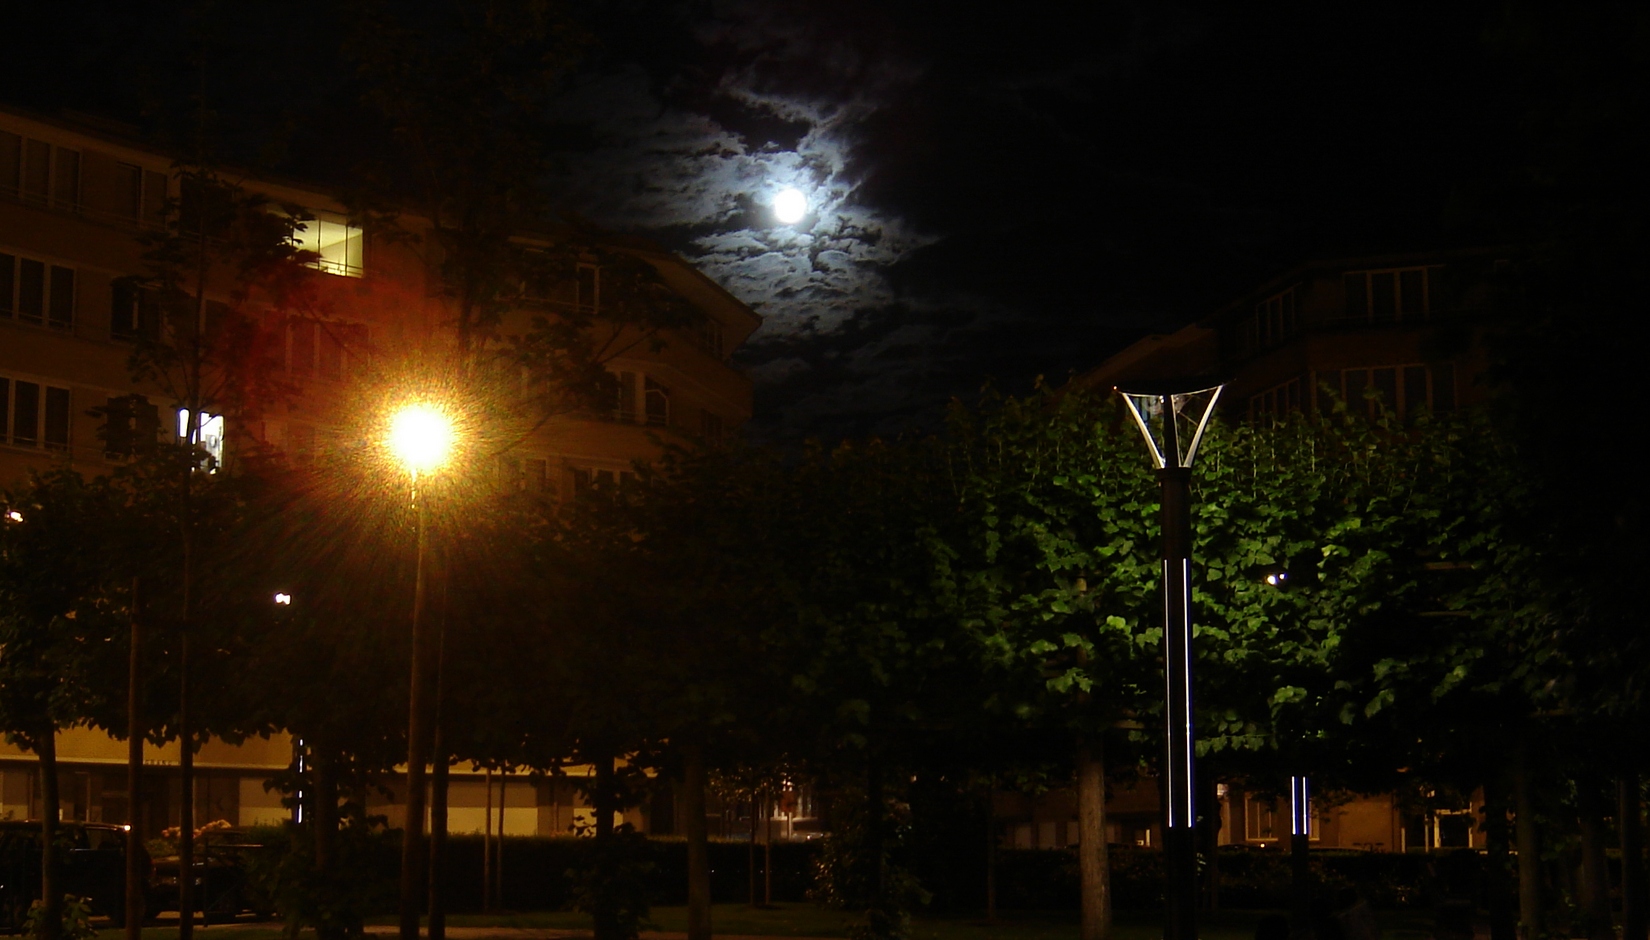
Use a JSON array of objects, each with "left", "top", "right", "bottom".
[
  {"left": 1577, "top": 781, "right": 1613, "bottom": 940},
  {"left": 1078, "top": 738, "right": 1111, "bottom": 940},
  {"left": 1200, "top": 769, "right": 1221, "bottom": 912},
  {"left": 1623, "top": 776, "right": 1648, "bottom": 940},
  {"left": 125, "top": 578, "right": 145, "bottom": 940},
  {"left": 312, "top": 742, "right": 344, "bottom": 940},
  {"left": 179, "top": 634, "right": 194, "bottom": 940},
  {"left": 1513, "top": 743, "right": 1544, "bottom": 940},
  {"left": 592, "top": 752, "right": 620, "bottom": 940},
  {"left": 38, "top": 727, "right": 62, "bottom": 940},
  {"left": 985, "top": 786, "right": 998, "bottom": 924},
  {"left": 764, "top": 789, "right": 773, "bottom": 906},
  {"left": 1484, "top": 776, "right": 1518, "bottom": 940},
  {"left": 682, "top": 742, "right": 712, "bottom": 940},
  {"left": 496, "top": 774, "right": 506, "bottom": 909},
  {"left": 429, "top": 741, "right": 448, "bottom": 935},
  {"left": 749, "top": 793, "right": 758, "bottom": 907},
  {"left": 483, "top": 768, "right": 493, "bottom": 914}
]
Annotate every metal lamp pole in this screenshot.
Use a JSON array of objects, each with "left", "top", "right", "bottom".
[
  {"left": 1119, "top": 380, "right": 1224, "bottom": 940},
  {"left": 387, "top": 403, "right": 455, "bottom": 940},
  {"left": 399, "top": 489, "right": 431, "bottom": 940}
]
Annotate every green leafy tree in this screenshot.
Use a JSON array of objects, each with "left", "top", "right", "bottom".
[{"left": 0, "top": 470, "right": 128, "bottom": 940}]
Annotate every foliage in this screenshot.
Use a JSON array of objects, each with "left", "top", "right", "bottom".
[
  {"left": 24, "top": 895, "right": 95, "bottom": 940},
  {"left": 566, "top": 826, "right": 657, "bottom": 940},
  {"left": 239, "top": 822, "right": 398, "bottom": 938},
  {"left": 810, "top": 788, "right": 931, "bottom": 940}
]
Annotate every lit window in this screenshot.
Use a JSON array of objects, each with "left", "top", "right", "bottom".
[
  {"left": 1245, "top": 797, "right": 1278, "bottom": 841},
  {"left": 177, "top": 409, "right": 225, "bottom": 467},
  {"left": 291, "top": 211, "right": 364, "bottom": 277}
]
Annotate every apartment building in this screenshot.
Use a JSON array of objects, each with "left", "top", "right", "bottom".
[
  {"left": 0, "top": 103, "right": 759, "bottom": 837},
  {"left": 1072, "top": 247, "right": 1507, "bottom": 420}
]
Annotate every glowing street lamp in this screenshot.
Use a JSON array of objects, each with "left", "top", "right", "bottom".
[
  {"left": 772, "top": 187, "right": 808, "bottom": 225},
  {"left": 389, "top": 403, "right": 456, "bottom": 479},
  {"left": 1117, "top": 378, "right": 1224, "bottom": 940},
  {"left": 387, "top": 400, "right": 455, "bottom": 940}
]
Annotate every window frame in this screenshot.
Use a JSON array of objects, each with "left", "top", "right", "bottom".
[
  {"left": 1341, "top": 266, "right": 1433, "bottom": 324},
  {"left": 0, "top": 253, "right": 75, "bottom": 330},
  {"left": 1, "top": 373, "right": 72, "bottom": 452}
]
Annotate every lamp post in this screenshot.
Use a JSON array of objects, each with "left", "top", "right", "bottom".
[
  {"left": 1118, "top": 379, "right": 1224, "bottom": 940},
  {"left": 388, "top": 402, "right": 455, "bottom": 940}
]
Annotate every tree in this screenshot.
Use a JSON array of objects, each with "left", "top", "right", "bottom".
[{"left": 0, "top": 470, "right": 128, "bottom": 940}]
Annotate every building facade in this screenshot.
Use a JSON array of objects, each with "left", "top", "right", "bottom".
[{"left": 1, "top": 104, "right": 758, "bottom": 838}]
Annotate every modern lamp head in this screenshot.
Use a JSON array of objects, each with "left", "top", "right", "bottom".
[
  {"left": 1115, "top": 377, "right": 1226, "bottom": 470},
  {"left": 388, "top": 402, "right": 456, "bottom": 477}
]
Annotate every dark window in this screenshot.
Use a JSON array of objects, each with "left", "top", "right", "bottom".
[
  {"left": 43, "top": 387, "right": 69, "bottom": 450},
  {"left": 318, "top": 327, "right": 343, "bottom": 379},
  {"left": 1404, "top": 366, "right": 1428, "bottom": 416},
  {"left": 23, "top": 139, "right": 49, "bottom": 204},
  {"left": 1432, "top": 362, "right": 1456, "bottom": 411},
  {"left": 53, "top": 148, "right": 80, "bottom": 210},
  {"left": 616, "top": 370, "right": 638, "bottom": 422},
  {"left": 114, "top": 163, "right": 143, "bottom": 221},
  {"left": 48, "top": 266, "right": 73, "bottom": 329},
  {"left": 18, "top": 258, "right": 44, "bottom": 323},
  {"left": 290, "top": 319, "right": 316, "bottom": 375},
  {"left": 1315, "top": 370, "right": 1341, "bottom": 410},
  {"left": 110, "top": 279, "right": 158, "bottom": 340},
  {"left": 143, "top": 170, "right": 168, "bottom": 227},
  {"left": 701, "top": 411, "right": 724, "bottom": 441},
  {"left": 1344, "top": 369, "right": 1369, "bottom": 408},
  {"left": 576, "top": 263, "right": 599, "bottom": 313},
  {"left": 13, "top": 381, "right": 40, "bottom": 444},
  {"left": 1370, "top": 272, "right": 1396, "bottom": 322},
  {"left": 527, "top": 459, "right": 548, "bottom": 493},
  {"left": 0, "top": 132, "right": 19, "bottom": 196},
  {"left": 1400, "top": 269, "right": 1426, "bottom": 318},
  {"left": 1371, "top": 367, "right": 1398, "bottom": 409},
  {"left": 644, "top": 377, "right": 669, "bottom": 426},
  {"left": 0, "top": 253, "right": 13, "bottom": 316},
  {"left": 1343, "top": 273, "right": 1368, "bottom": 319}
]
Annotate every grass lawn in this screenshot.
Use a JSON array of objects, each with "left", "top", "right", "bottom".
[{"left": 100, "top": 904, "right": 1440, "bottom": 939}]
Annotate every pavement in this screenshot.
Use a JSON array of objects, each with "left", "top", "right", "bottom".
[{"left": 358, "top": 923, "right": 808, "bottom": 930}]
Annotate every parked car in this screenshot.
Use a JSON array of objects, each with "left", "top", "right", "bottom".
[
  {"left": 0, "top": 821, "right": 149, "bottom": 931},
  {"left": 148, "top": 827, "right": 272, "bottom": 923}
]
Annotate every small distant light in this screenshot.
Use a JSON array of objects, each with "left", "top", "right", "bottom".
[
  {"left": 5, "top": 511, "right": 21, "bottom": 522},
  {"left": 1265, "top": 574, "right": 1279, "bottom": 586},
  {"left": 773, "top": 187, "right": 808, "bottom": 224},
  {"left": 122, "top": 824, "right": 132, "bottom": 832},
  {"left": 274, "top": 593, "right": 292, "bottom": 605}
]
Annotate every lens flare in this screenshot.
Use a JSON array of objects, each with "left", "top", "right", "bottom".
[{"left": 388, "top": 403, "right": 456, "bottom": 476}]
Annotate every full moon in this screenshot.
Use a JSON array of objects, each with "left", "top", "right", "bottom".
[{"left": 772, "top": 187, "right": 808, "bottom": 224}]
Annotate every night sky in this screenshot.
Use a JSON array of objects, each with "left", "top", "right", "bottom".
[{"left": 5, "top": 2, "right": 1540, "bottom": 438}]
